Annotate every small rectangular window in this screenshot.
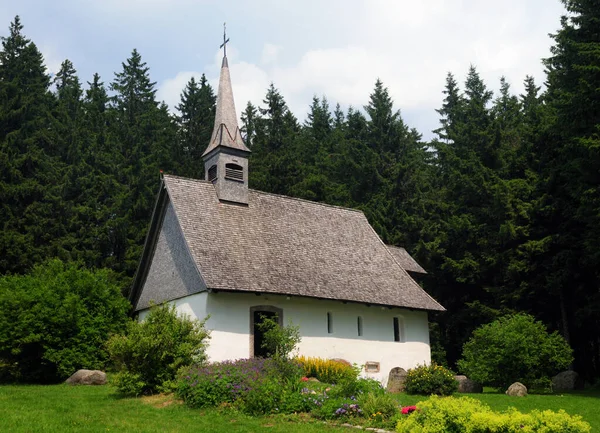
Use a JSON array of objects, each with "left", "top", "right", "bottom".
[
  {"left": 393, "top": 317, "right": 400, "bottom": 342},
  {"left": 327, "top": 312, "right": 333, "bottom": 334},
  {"left": 357, "top": 316, "right": 363, "bottom": 337}
]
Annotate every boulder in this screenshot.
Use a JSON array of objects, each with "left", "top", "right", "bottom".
[
  {"left": 386, "top": 367, "right": 408, "bottom": 393},
  {"left": 552, "top": 370, "right": 584, "bottom": 391},
  {"left": 455, "top": 375, "right": 483, "bottom": 393},
  {"left": 506, "top": 382, "right": 527, "bottom": 397},
  {"left": 65, "top": 369, "right": 107, "bottom": 385}
]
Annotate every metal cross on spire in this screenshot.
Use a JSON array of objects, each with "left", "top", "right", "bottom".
[{"left": 220, "top": 22, "right": 230, "bottom": 57}]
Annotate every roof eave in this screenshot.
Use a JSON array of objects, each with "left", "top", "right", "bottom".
[{"left": 207, "top": 287, "right": 445, "bottom": 312}]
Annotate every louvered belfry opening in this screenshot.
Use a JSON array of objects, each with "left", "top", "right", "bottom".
[
  {"left": 208, "top": 165, "right": 218, "bottom": 182},
  {"left": 225, "top": 163, "right": 243, "bottom": 181}
]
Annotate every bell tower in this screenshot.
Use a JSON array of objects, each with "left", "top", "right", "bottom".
[{"left": 202, "top": 24, "right": 251, "bottom": 205}]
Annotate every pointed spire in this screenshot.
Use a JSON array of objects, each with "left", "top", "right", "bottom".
[{"left": 202, "top": 26, "right": 250, "bottom": 157}]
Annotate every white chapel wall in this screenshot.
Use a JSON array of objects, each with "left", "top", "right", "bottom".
[{"left": 148, "top": 291, "right": 431, "bottom": 385}]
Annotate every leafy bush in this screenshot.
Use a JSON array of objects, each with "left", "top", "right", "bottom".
[
  {"left": 358, "top": 391, "right": 399, "bottom": 419},
  {"left": 297, "top": 356, "right": 358, "bottom": 384},
  {"left": 257, "top": 315, "right": 301, "bottom": 360},
  {"left": 0, "top": 260, "right": 129, "bottom": 383},
  {"left": 404, "top": 363, "right": 458, "bottom": 395},
  {"left": 177, "top": 357, "right": 305, "bottom": 415},
  {"left": 458, "top": 313, "right": 573, "bottom": 390},
  {"left": 395, "top": 396, "right": 591, "bottom": 433},
  {"left": 107, "top": 303, "right": 209, "bottom": 395},
  {"left": 329, "top": 377, "right": 385, "bottom": 399},
  {"left": 310, "top": 395, "right": 361, "bottom": 420}
]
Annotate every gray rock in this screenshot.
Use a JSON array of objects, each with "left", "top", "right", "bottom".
[
  {"left": 552, "top": 370, "right": 584, "bottom": 391},
  {"left": 386, "top": 367, "right": 408, "bottom": 393},
  {"left": 455, "top": 375, "right": 483, "bottom": 393},
  {"left": 65, "top": 369, "right": 107, "bottom": 385},
  {"left": 506, "top": 382, "right": 527, "bottom": 396}
]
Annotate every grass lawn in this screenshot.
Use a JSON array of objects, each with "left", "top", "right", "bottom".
[
  {"left": 0, "top": 384, "right": 348, "bottom": 433},
  {"left": 2, "top": 384, "right": 598, "bottom": 432},
  {"left": 393, "top": 388, "right": 600, "bottom": 431}
]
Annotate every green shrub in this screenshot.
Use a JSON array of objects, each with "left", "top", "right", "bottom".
[
  {"left": 257, "top": 315, "right": 301, "bottom": 360},
  {"left": 107, "top": 303, "right": 209, "bottom": 395},
  {"left": 404, "top": 363, "right": 458, "bottom": 396},
  {"left": 0, "top": 260, "right": 129, "bottom": 383},
  {"left": 395, "top": 396, "right": 591, "bottom": 433},
  {"left": 458, "top": 313, "right": 573, "bottom": 390},
  {"left": 238, "top": 375, "right": 284, "bottom": 415},
  {"left": 297, "top": 356, "right": 358, "bottom": 384},
  {"left": 311, "top": 395, "right": 361, "bottom": 420},
  {"left": 358, "top": 391, "right": 399, "bottom": 419},
  {"left": 177, "top": 357, "right": 306, "bottom": 415},
  {"left": 329, "top": 377, "right": 385, "bottom": 399}
]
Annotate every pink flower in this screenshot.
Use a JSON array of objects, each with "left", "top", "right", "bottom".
[
  {"left": 301, "top": 377, "right": 309, "bottom": 382},
  {"left": 401, "top": 406, "right": 418, "bottom": 415}
]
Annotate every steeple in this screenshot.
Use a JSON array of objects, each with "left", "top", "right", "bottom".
[{"left": 202, "top": 24, "right": 251, "bottom": 205}]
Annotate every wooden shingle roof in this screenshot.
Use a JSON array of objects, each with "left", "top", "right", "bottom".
[
  {"left": 148, "top": 174, "right": 444, "bottom": 311},
  {"left": 387, "top": 246, "right": 427, "bottom": 274}
]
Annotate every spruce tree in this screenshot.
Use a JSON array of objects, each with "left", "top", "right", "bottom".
[
  {"left": 539, "top": 0, "right": 600, "bottom": 379},
  {"left": 174, "top": 74, "right": 216, "bottom": 178},
  {"left": 0, "top": 16, "right": 64, "bottom": 274},
  {"left": 109, "top": 49, "right": 176, "bottom": 278}
]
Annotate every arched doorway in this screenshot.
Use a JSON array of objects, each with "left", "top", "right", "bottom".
[{"left": 249, "top": 306, "right": 283, "bottom": 358}]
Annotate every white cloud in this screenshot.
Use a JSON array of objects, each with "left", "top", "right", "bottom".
[
  {"left": 152, "top": 0, "right": 565, "bottom": 139},
  {"left": 39, "top": 44, "right": 63, "bottom": 77},
  {"left": 157, "top": 71, "right": 203, "bottom": 113},
  {"left": 261, "top": 44, "right": 282, "bottom": 65}
]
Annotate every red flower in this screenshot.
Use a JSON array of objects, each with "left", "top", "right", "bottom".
[
  {"left": 301, "top": 377, "right": 309, "bottom": 382},
  {"left": 401, "top": 406, "right": 418, "bottom": 414}
]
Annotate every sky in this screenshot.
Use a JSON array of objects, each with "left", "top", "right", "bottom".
[{"left": 1, "top": 0, "right": 567, "bottom": 141}]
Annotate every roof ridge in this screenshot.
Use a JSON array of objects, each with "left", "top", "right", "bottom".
[
  {"left": 250, "top": 189, "right": 365, "bottom": 215},
  {"left": 162, "top": 173, "right": 365, "bottom": 215}
]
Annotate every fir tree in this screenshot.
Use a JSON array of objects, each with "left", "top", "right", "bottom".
[{"left": 175, "top": 74, "right": 216, "bottom": 178}]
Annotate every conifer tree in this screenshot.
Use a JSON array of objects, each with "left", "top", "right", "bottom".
[
  {"left": 0, "top": 16, "right": 64, "bottom": 274},
  {"left": 538, "top": 0, "right": 600, "bottom": 379},
  {"left": 109, "top": 49, "right": 176, "bottom": 277},
  {"left": 175, "top": 74, "right": 216, "bottom": 178}
]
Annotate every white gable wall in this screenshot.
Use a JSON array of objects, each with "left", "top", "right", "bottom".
[{"left": 140, "top": 291, "right": 431, "bottom": 385}]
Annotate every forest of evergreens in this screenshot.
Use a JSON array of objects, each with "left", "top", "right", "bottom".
[{"left": 1, "top": 0, "right": 598, "bottom": 382}]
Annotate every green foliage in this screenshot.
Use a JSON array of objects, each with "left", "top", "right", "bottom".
[
  {"left": 458, "top": 313, "right": 573, "bottom": 390},
  {"left": 297, "top": 356, "right": 358, "bottom": 384},
  {"left": 177, "top": 358, "right": 306, "bottom": 415},
  {"left": 404, "top": 363, "right": 458, "bottom": 396},
  {"left": 395, "top": 395, "right": 591, "bottom": 433},
  {"left": 257, "top": 315, "right": 301, "bottom": 360},
  {"left": 107, "top": 303, "right": 209, "bottom": 395},
  {"left": 310, "top": 395, "right": 359, "bottom": 420},
  {"left": 0, "top": 259, "right": 129, "bottom": 383},
  {"left": 328, "top": 377, "right": 385, "bottom": 399},
  {"left": 357, "top": 391, "right": 399, "bottom": 419}
]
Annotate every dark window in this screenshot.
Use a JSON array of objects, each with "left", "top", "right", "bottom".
[
  {"left": 225, "top": 163, "right": 243, "bottom": 181},
  {"left": 208, "top": 164, "right": 217, "bottom": 182},
  {"left": 393, "top": 317, "right": 405, "bottom": 342},
  {"left": 357, "top": 316, "right": 363, "bottom": 336},
  {"left": 327, "top": 312, "right": 333, "bottom": 334}
]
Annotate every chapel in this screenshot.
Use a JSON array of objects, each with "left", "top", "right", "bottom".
[{"left": 129, "top": 36, "right": 444, "bottom": 383}]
